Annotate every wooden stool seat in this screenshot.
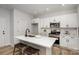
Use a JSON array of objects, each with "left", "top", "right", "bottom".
[
  {"left": 23, "top": 46, "right": 40, "bottom": 55},
  {"left": 13, "top": 43, "right": 27, "bottom": 55},
  {"left": 15, "top": 43, "right": 26, "bottom": 49}
]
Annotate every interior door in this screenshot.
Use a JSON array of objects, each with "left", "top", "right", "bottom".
[{"left": 0, "top": 18, "right": 10, "bottom": 47}]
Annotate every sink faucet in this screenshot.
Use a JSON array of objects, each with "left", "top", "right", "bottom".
[{"left": 25, "top": 28, "right": 30, "bottom": 37}]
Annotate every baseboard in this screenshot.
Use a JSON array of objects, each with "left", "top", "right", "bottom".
[{"left": 0, "top": 45, "right": 11, "bottom": 49}]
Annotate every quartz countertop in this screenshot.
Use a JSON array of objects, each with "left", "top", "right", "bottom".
[{"left": 15, "top": 35, "right": 57, "bottom": 48}]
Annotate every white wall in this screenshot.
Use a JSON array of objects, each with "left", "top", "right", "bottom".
[
  {"left": 77, "top": 7, "right": 79, "bottom": 26},
  {"left": 13, "top": 9, "right": 33, "bottom": 44},
  {"left": 0, "top": 8, "right": 11, "bottom": 46}
]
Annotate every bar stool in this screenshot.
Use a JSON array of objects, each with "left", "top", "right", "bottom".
[
  {"left": 13, "top": 43, "right": 28, "bottom": 55},
  {"left": 23, "top": 46, "right": 40, "bottom": 55}
]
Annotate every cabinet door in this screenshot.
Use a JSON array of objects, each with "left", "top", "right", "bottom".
[
  {"left": 32, "top": 18, "right": 39, "bottom": 23},
  {"left": 38, "top": 19, "right": 41, "bottom": 34},
  {"left": 60, "top": 13, "right": 78, "bottom": 28},
  {"left": 40, "top": 18, "right": 44, "bottom": 28},
  {"left": 44, "top": 18, "right": 50, "bottom": 28},
  {"left": 68, "top": 37, "right": 79, "bottom": 50},
  {"left": 49, "top": 17, "right": 54, "bottom": 23},
  {"left": 60, "top": 36, "right": 67, "bottom": 48},
  {"left": 36, "top": 18, "right": 39, "bottom": 23},
  {"left": 39, "top": 18, "right": 44, "bottom": 34},
  {"left": 32, "top": 19, "right": 36, "bottom": 23}
]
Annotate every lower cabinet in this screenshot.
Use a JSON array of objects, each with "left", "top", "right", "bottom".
[{"left": 60, "top": 36, "right": 79, "bottom": 50}]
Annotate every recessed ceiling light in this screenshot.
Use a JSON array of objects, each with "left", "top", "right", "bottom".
[
  {"left": 62, "top": 4, "right": 65, "bottom": 6},
  {"left": 46, "top": 8, "right": 50, "bottom": 11}
]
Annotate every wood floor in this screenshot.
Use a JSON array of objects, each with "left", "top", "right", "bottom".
[
  {"left": 52, "top": 44, "right": 79, "bottom": 55},
  {"left": 0, "top": 45, "right": 13, "bottom": 55},
  {"left": 0, "top": 45, "right": 79, "bottom": 55}
]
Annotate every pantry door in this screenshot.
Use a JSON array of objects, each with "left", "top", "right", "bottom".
[{"left": 0, "top": 18, "right": 10, "bottom": 47}]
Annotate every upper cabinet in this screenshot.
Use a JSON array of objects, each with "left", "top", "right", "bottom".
[
  {"left": 49, "top": 13, "right": 78, "bottom": 28},
  {"left": 49, "top": 17, "right": 60, "bottom": 23},
  {"left": 32, "top": 18, "right": 39, "bottom": 23},
  {"left": 60, "top": 13, "right": 78, "bottom": 28},
  {"left": 42, "top": 18, "right": 50, "bottom": 28},
  {"left": 32, "top": 13, "right": 78, "bottom": 34}
]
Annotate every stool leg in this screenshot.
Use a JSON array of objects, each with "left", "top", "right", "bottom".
[
  {"left": 13, "top": 47, "right": 15, "bottom": 55},
  {"left": 37, "top": 52, "right": 39, "bottom": 55},
  {"left": 20, "top": 49, "right": 23, "bottom": 55}
]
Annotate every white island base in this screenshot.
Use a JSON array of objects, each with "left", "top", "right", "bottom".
[
  {"left": 46, "top": 47, "right": 52, "bottom": 55},
  {"left": 20, "top": 41, "right": 53, "bottom": 55}
]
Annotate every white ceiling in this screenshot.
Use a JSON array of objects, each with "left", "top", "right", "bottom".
[{"left": 0, "top": 4, "right": 78, "bottom": 17}]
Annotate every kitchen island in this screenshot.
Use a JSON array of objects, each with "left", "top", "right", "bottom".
[{"left": 15, "top": 35, "right": 57, "bottom": 55}]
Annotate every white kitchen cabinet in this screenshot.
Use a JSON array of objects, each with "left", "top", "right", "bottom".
[
  {"left": 41, "top": 18, "right": 50, "bottom": 28},
  {"left": 49, "top": 17, "right": 60, "bottom": 23},
  {"left": 49, "top": 13, "right": 78, "bottom": 28},
  {"left": 39, "top": 18, "right": 45, "bottom": 34},
  {"left": 32, "top": 18, "right": 39, "bottom": 23},
  {"left": 60, "top": 13, "right": 78, "bottom": 28},
  {"left": 33, "top": 18, "right": 50, "bottom": 29},
  {"left": 49, "top": 17, "right": 54, "bottom": 23},
  {"left": 68, "top": 37, "right": 79, "bottom": 50},
  {"left": 60, "top": 35, "right": 79, "bottom": 50},
  {"left": 33, "top": 13, "right": 78, "bottom": 36},
  {"left": 60, "top": 35, "right": 69, "bottom": 48},
  {"left": 38, "top": 18, "right": 50, "bottom": 34},
  {"left": 40, "top": 18, "right": 44, "bottom": 28}
]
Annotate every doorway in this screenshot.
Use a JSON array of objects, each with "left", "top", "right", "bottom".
[{"left": 0, "top": 18, "right": 10, "bottom": 47}]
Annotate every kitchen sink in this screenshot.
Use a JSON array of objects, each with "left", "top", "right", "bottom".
[{"left": 25, "top": 35, "right": 35, "bottom": 37}]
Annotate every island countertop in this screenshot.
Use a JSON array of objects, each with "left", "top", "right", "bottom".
[{"left": 15, "top": 35, "right": 57, "bottom": 48}]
